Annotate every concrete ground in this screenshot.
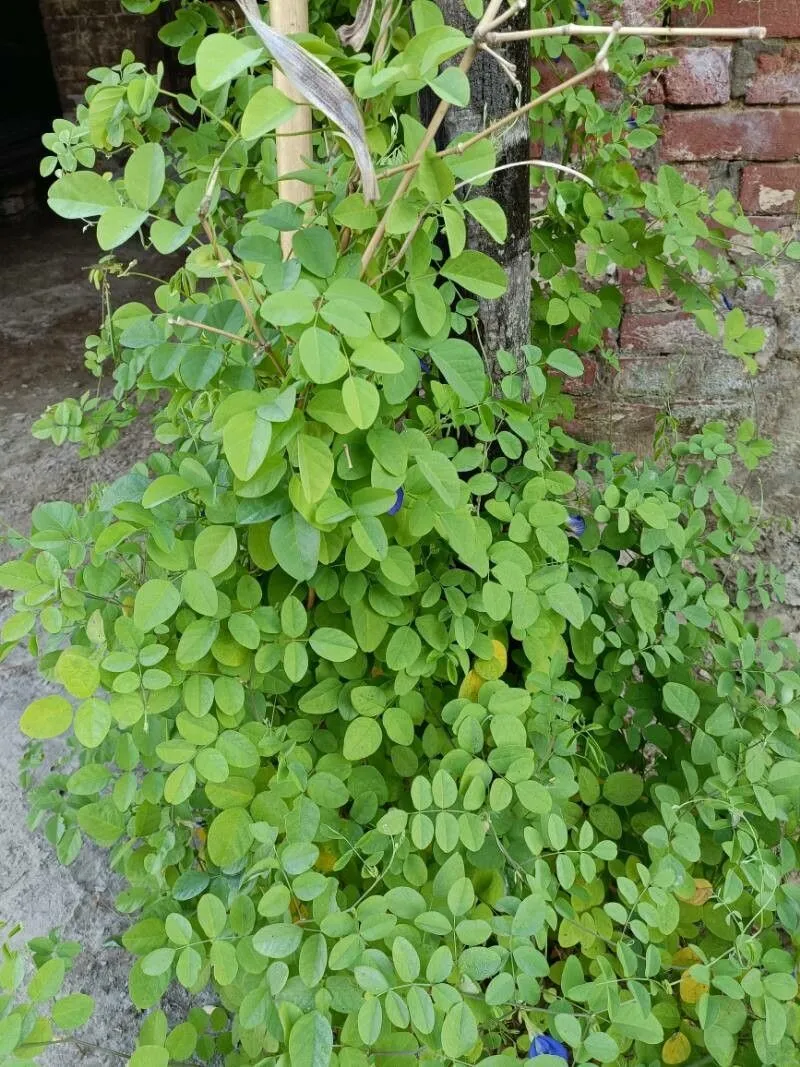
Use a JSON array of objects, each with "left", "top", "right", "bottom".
[{"left": 0, "top": 214, "right": 161, "bottom": 1063}]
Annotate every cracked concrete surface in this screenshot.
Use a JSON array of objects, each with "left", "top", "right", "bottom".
[{"left": 0, "top": 215, "right": 160, "bottom": 1064}]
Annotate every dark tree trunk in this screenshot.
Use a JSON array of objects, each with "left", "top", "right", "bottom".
[{"left": 433, "top": 0, "right": 531, "bottom": 383}]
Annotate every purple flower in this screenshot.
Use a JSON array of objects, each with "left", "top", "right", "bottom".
[
  {"left": 419, "top": 358, "right": 431, "bottom": 373},
  {"left": 387, "top": 488, "right": 404, "bottom": 515},
  {"left": 529, "top": 1035, "right": 570, "bottom": 1061},
  {"left": 566, "top": 514, "right": 586, "bottom": 536}
]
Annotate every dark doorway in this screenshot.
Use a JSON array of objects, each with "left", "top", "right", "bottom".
[{"left": 0, "top": 2, "right": 61, "bottom": 215}]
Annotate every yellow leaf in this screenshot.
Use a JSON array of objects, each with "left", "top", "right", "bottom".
[
  {"left": 679, "top": 973, "right": 708, "bottom": 1004},
  {"left": 474, "top": 639, "right": 507, "bottom": 681},
  {"left": 686, "top": 878, "right": 713, "bottom": 906},
  {"left": 671, "top": 946, "right": 701, "bottom": 968},
  {"left": 459, "top": 669, "right": 485, "bottom": 701},
  {"left": 315, "top": 845, "right": 338, "bottom": 873},
  {"left": 662, "top": 1032, "right": 691, "bottom": 1064}
]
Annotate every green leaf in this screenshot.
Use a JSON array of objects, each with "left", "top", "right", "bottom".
[
  {"left": 297, "top": 435, "right": 335, "bottom": 503},
  {"left": 207, "top": 808, "right": 253, "bottom": 868},
  {"left": 358, "top": 998, "right": 383, "bottom": 1044},
  {"left": 51, "top": 993, "right": 94, "bottom": 1031},
  {"left": 299, "top": 328, "right": 347, "bottom": 384},
  {"left": 134, "top": 579, "right": 181, "bottom": 631},
  {"left": 97, "top": 206, "right": 149, "bottom": 250},
  {"left": 636, "top": 499, "right": 668, "bottom": 529},
  {"left": 603, "top": 772, "right": 644, "bottom": 806},
  {"left": 546, "top": 297, "right": 569, "bottom": 325},
  {"left": 309, "top": 627, "right": 358, "bottom": 662},
  {"left": 416, "top": 449, "right": 462, "bottom": 507},
  {"left": 241, "top": 85, "right": 297, "bottom": 140},
  {"left": 429, "top": 339, "right": 487, "bottom": 405},
  {"left": 271, "top": 511, "right": 320, "bottom": 582},
  {"left": 261, "top": 290, "right": 316, "bottom": 327},
  {"left": 55, "top": 648, "right": 100, "bottom": 699},
  {"left": 343, "top": 717, "right": 383, "bottom": 760},
  {"left": 441, "top": 250, "right": 507, "bottom": 298},
  {"left": 254, "top": 923, "right": 303, "bottom": 958},
  {"left": 74, "top": 699, "right": 111, "bottom": 749},
  {"left": 545, "top": 582, "right": 584, "bottom": 627},
  {"left": 182, "top": 570, "right": 219, "bottom": 616},
  {"left": 130, "top": 1047, "right": 169, "bottom": 1067},
  {"left": 76, "top": 799, "right": 125, "bottom": 846},
  {"left": 612, "top": 1000, "right": 663, "bottom": 1044},
  {"left": 164, "top": 763, "right": 197, "bottom": 805},
  {"left": 342, "top": 377, "right": 380, "bottom": 429},
  {"left": 288, "top": 1011, "right": 333, "bottom": 1067},
  {"left": 223, "top": 409, "right": 273, "bottom": 481},
  {"left": 28, "top": 958, "right": 66, "bottom": 1002},
  {"left": 142, "top": 474, "right": 191, "bottom": 508},
  {"left": 20, "top": 695, "right": 73, "bottom": 740},
  {"left": 463, "top": 197, "right": 507, "bottom": 242},
  {"left": 441, "top": 1002, "right": 477, "bottom": 1058},
  {"left": 410, "top": 280, "right": 448, "bottom": 336},
  {"left": 546, "top": 348, "right": 584, "bottom": 377},
  {"left": 663, "top": 681, "right": 700, "bottom": 723},
  {"left": 428, "top": 66, "right": 470, "bottom": 106},
  {"left": 48, "top": 172, "right": 118, "bottom": 218},
  {"left": 125, "top": 143, "right": 165, "bottom": 210},
  {"left": 512, "top": 894, "right": 547, "bottom": 936},
  {"left": 194, "top": 525, "right": 238, "bottom": 576},
  {"left": 293, "top": 227, "right": 337, "bottom": 278},
  {"left": 350, "top": 340, "right": 404, "bottom": 374},
  {"left": 195, "top": 33, "right": 263, "bottom": 91},
  {"left": 150, "top": 218, "right": 191, "bottom": 254}
]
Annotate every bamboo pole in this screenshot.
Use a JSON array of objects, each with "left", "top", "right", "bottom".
[
  {"left": 271, "top": 0, "right": 314, "bottom": 252},
  {"left": 487, "top": 22, "right": 766, "bottom": 43}
]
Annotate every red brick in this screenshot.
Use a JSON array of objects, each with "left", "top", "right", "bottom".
[
  {"left": 671, "top": 0, "right": 800, "bottom": 40},
  {"left": 660, "top": 46, "right": 732, "bottom": 104},
  {"left": 620, "top": 312, "right": 778, "bottom": 362},
  {"left": 661, "top": 107, "right": 800, "bottom": 161},
  {"left": 561, "top": 357, "right": 598, "bottom": 395},
  {"left": 739, "top": 163, "right": 800, "bottom": 212},
  {"left": 745, "top": 45, "right": 800, "bottom": 103},
  {"left": 746, "top": 214, "right": 800, "bottom": 229},
  {"left": 621, "top": 312, "right": 709, "bottom": 353}
]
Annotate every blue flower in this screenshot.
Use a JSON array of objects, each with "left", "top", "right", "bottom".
[
  {"left": 387, "top": 488, "right": 404, "bottom": 516},
  {"left": 566, "top": 514, "right": 586, "bottom": 536},
  {"left": 418, "top": 358, "right": 431, "bottom": 373},
  {"left": 529, "top": 1035, "right": 570, "bottom": 1061},
  {"left": 722, "top": 293, "right": 734, "bottom": 311},
  {"left": 626, "top": 116, "right": 638, "bottom": 129},
  {"left": 576, "top": 0, "right": 588, "bottom": 17}
]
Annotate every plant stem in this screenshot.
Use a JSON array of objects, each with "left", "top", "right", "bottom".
[{"left": 168, "top": 316, "right": 261, "bottom": 348}]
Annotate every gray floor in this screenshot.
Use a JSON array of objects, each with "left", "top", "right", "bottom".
[{"left": 0, "top": 215, "right": 161, "bottom": 1063}]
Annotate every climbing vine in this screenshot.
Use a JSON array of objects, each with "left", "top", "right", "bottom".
[{"left": 2, "top": 1, "right": 800, "bottom": 1065}]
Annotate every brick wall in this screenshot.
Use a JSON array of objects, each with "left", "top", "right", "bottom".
[
  {"left": 38, "top": 0, "right": 168, "bottom": 110},
  {"left": 572, "top": 0, "right": 800, "bottom": 533}
]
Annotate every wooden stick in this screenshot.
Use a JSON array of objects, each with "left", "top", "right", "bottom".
[
  {"left": 272, "top": 0, "right": 314, "bottom": 253},
  {"left": 488, "top": 22, "right": 766, "bottom": 43}
]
